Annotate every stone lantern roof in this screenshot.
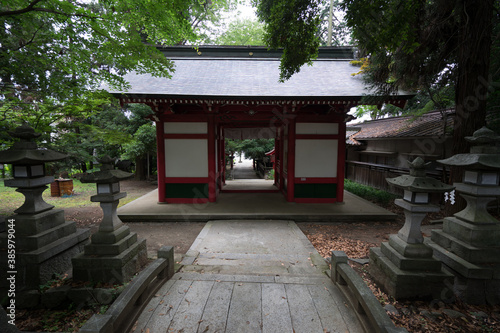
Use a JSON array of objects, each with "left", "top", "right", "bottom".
[
  {"left": 80, "top": 156, "right": 133, "bottom": 184},
  {"left": 386, "top": 157, "right": 454, "bottom": 193},
  {"left": 438, "top": 127, "right": 500, "bottom": 170},
  {"left": 0, "top": 124, "right": 67, "bottom": 164}
]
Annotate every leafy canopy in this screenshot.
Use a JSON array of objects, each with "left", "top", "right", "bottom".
[
  {"left": 1, "top": 0, "right": 238, "bottom": 110},
  {"left": 212, "top": 18, "right": 266, "bottom": 45},
  {"left": 253, "top": 0, "right": 322, "bottom": 81},
  {"left": 341, "top": 0, "right": 461, "bottom": 96}
]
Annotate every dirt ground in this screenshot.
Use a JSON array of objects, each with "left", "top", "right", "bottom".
[{"left": 65, "top": 179, "right": 412, "bottom": 258}]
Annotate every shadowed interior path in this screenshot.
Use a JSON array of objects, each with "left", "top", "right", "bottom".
[
  {"left": 230, "top": 158, "right": 260, "bottom": 180},
  {"left": 131, "top": 220, "right": 366, "bottom": 333}
]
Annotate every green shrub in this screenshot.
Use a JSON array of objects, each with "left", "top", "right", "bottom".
[{"left": 344, "top": 179, "right": 397, "bottom": 205}]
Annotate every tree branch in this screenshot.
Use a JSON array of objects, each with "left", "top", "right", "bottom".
[
  {"left": 0, "top": 0, "right": 96, "bottom": 19},
  {"left": 9, "top": 23, "right": 46, "bottom": 52},
  {"left": 0, "top": 0, "right": 44, "bottom": 17}
]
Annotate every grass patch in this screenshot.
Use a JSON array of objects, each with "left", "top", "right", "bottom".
[
  {"left": 0, "top": 179, "right": 98, "bottom": 216},
  {"left": 344, "top": 179, "right": 398, "bottom": 205}
]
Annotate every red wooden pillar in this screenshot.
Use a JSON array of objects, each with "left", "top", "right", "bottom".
[
  {"left": 279, "top": 125, "right": 285, "bottom": 192},
  {"left": 155, "top": 120, "right": 166, "bottom": 203},
  {"left": 220, "top": 125, "right": 226, "bottom": 186},
  {"left": 337, "top": 119, "right": 346, "bottom": 203},
  {"left": 286, "top": 118, "right": 296, "bottom": 202},
  {"left": 208, "top": 115, "right": 216, "bottom": 202}
]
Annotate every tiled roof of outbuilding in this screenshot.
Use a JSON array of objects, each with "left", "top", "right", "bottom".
[{"left": 346, "top": 110, "right": 454, "bottom": 145}]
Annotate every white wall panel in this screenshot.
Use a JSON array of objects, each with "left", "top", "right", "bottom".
[
  {"left": 295, "top": 139, "right": 338, "bottom": 177},
  {"left": 164, "top": 122, "right": 207, "bottom": 134},
  {"left": 296, "top": 123, "right": 338, "bottom": 135},
  {"left": 165, "top": 139, "right": 208, "bottom": 177}
]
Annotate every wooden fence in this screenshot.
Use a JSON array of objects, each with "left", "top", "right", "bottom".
[{"left": 346, "top": 161, "right": 447, "bottom": 194}]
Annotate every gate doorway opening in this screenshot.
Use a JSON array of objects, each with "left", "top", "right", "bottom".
[{"left": 222, "top": 130, "right": 280, "bottom": 193}]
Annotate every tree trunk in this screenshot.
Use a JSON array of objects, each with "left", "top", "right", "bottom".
[
  {"left": 445, "top": 0, "right": 494, "bottom": 215},
  {"left": 135, "top": 157, "right": 146, "bottom": 180}
]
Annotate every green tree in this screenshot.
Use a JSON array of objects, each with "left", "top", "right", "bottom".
[
  {"left": 256, "top": 0, "right": 497, "bottom": 151},
  {"left": 1, "top": 1, "right": 192, "bottom": 102},
  {"left": 225, "top": 139, "right": 243, "bottom": 169},
  {"left": 0, "top": 0, "right": 237, "bottom": 174},
  {"left": 317, "top": 0, "right": 351, "bottom": 46},
  {"left": 341, "top": 0, "right": 497, "bottom": 155},
  {"left": 50, "top": 100, "right": 133, "bottom": 173},
  {"left": 123, "top": 124, "right": 157, "bottom": 180},
  {"left": 0, "top": 0, "right": 236, "bottom": 120},
  {"left": 253, "top": 0, "right": 322, "bottom": 81},
  {"left": 190, "top": 0, "right": 241, "bottom": 44},
  {"left": 213, "top": 18, "right": 266, "bottom": 45},
  {"left": 239, "top": 139, "right": 274, "bottom": 161}
]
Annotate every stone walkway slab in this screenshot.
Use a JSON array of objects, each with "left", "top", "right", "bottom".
[
  {"left": 117, "top": 191, "right": 396, "bottom": 223},
  {"left": 130, "top": 220, "right": 366, "bottom": 333}
]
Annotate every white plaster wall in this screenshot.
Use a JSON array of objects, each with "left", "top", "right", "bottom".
[
  {"left": 296, "top": 123, "right": 338, "bottom": 135},
  {"left": 164, "top": 122, "right": 207, "bottom": 134},
  {"left": 295, "top": 139, "right": 338, "bottom": 177},
  {"left": 164, "top": 139, "right": 208, "bottom": 177}
]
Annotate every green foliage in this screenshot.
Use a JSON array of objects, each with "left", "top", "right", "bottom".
[
  {"left": 353, "top": 83, "right": 457, "bottom": 121},
  {"left": 212, "top": 18, "right": 265, "bottom": 45},
  {"left": 344, "top": 179, "right": 397, "bottom": 205},
  {"left": 253, "top": 0, "right": 321, "bottom": 81},
  {"left": 225, "top": 139, "right": 242, "bottom": 156},
  {"left": 316, "top": 0, "right": 351, "bottom": 46},
  {"left": 123, "top": 123, "right": 157, "bottom": 161},
  {"left": 225, "top": 138, "right": 274, "bottom": 161},
  {"left": 189, "top": 0, "right": 241, "bottom": 44},
  {"left": 0, "top": 0, "right": 237, "bottom": 121},
  {"left": 238, "top": 139, "right": 274, "bottom": 160},
  {"left": 0, "top": 0, "right": 192, "bottom": 102}
]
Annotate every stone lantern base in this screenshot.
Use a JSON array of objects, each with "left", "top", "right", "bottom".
[
  {"left": 0, "top": 209, "right": 90, "bottom": 301},
  {"left": 426, "top": 215, "right": 500, "bottom": 305},
  {"left": 369, "top": 234, "right": 453, "bottom": 300},
  {"left": 72, "top": 225, "right": 147, "bottom": 284}
]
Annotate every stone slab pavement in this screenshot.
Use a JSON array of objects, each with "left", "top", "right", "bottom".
[
  {"left": 130, "top": 220, "right": 366, "bottom": 333},
  {"left": 118, "top": 190, "right": 396, "bottom": 222}
]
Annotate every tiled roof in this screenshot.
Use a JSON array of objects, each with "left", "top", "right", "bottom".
[
  {"left": 346, "top": 110, "right": 454, "bottom": 145},
  {"left": 112, "top": 59, "right": 378, "bottom": 98},
  {"left": 346, "top": 128, "right": 362, "bottom": 146}
]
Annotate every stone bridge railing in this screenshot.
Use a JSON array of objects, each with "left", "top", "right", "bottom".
[
  {"left": 79, "top": 246, "right": 175, "bottom": 333},
  {"left": 330, "top": 251, "right": 408, "bottom": 333}
]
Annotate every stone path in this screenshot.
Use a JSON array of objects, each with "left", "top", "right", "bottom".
[
  {"left": 230, "top": 158, "right": 260, "bottom": 179},
  {"left": 131, "top": 220, "right": 365, "bottom": 333}
]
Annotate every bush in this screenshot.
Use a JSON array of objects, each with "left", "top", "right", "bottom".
[{"left": 344, "top": 179, "right": 397, "bottom": 205}]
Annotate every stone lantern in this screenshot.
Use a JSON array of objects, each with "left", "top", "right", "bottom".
[
  {"left": 72, "top": 157, "right": 146, "bottom": 284},
  {"left": 0, "top": 124, "right": 89, "bottom": 294},
  {"left": 369, "top": 157, "right": 454, "bottom": 299},
  {"left": 426, "top": 127, "right": 500, "bottom": 304}
]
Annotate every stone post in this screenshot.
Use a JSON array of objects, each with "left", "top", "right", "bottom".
[
  {"left": 0, "top": 124, "right": 90, "bottom": 298},
  {"left": 72, "top": 157, "right": 147, "bottom": 284},
  {"left": 369, "top": 157, "right": 454, "bottom": 299},
  {"left": 426, "top": 127, "right": 500, "bottom": 304}
]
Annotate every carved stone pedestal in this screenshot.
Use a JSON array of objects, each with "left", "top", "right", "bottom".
[
  {"left": 72, "top": 158, "right": 147, "bottom": 284},
  {"left": 0, "top": 125, "right": 89, "bottom": 303},
  {"left": 370, "top": 157, "right": 453, "bottom": 300},
  {"left": 426, "top": 127, "right": 500, "bottom": 304},
  {"left": 370, "top": 200, "right": 452, "bottom": 300}
]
